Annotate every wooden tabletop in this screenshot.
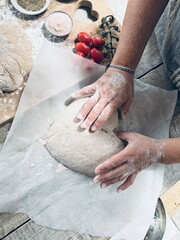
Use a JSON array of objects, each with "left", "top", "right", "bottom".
[{"left": 0, "top": 1, "right": 180, "bottom": 240}]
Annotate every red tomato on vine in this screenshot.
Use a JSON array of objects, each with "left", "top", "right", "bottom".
[
  {"left": 90, "top": 48, "right": 103, "bottom": 63},
  {"left": 77, "top": 32, "right": 92, "bottom": 45},
  {"left": 75, "top": 42, "right": 90, "bottom": 55},
  {"left": 92, "top": 37, "right": 105, "bottom": 48}
]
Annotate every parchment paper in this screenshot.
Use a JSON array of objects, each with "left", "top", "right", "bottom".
[{"left": 0, "top": 41, "right": 177, "bottom": 240}]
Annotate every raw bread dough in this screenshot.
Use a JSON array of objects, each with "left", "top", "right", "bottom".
[
  {"left": 45, "top": 98, "right": 125, "bottom": 177},
  {"left": 0, "top": 24, "right": 32, "bottom": 93}
]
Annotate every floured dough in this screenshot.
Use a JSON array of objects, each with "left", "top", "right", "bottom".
[
  {"left": 0, "top": 24, "right": 32, "bottom": 93},
  {"left": 45, "top": 98, "right": 125, "bottom": 177}
]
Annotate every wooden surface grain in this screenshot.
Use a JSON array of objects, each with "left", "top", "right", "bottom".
[
  {"left": 0, "top": 213, "right": 29, "bottom": 239},
  {"left": 0, "top": 1, "right": 180, "bottom": 240},
  {"left": 0, "top": 214, "right": 109, "bottom": 240}
]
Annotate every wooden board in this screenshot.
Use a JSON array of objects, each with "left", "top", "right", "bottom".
[
  {"left": 0, "top": 0, "right": 120, "bottom": 127},
  {"left": 46, "top": 0, "right": 121, "bottom": 40},
  {"left": 161, "top": 180, "right": 180, "bottom": 218},
  {"left": 1, "top": 3, "right": 180, "bottom": 237},
  {"left": 0, "top": 213, "right": 29, "bottom": 239},
  {"left": 0, "top": 213, "right": 109, "bottom": 240},
  {"left": 0, "top": 82, "right": 26, "bottom": 127}
]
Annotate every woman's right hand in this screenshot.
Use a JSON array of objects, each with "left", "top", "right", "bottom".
[{"left": 71, "top": 67, "right": 134, "bottom": 131}]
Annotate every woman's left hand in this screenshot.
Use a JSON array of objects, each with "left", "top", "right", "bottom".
[{"left": 93, "top": 131, "right": 164, "bottom": 192}]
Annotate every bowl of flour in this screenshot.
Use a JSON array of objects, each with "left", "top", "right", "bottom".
[{"left": 45, "top": 11, "right": 73, "bottom": 37}]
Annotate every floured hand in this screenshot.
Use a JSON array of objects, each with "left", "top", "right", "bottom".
[
  {"left": 71, "top": 68, "right": 134, "bottom": 131},
  {"left": 93, "top": 131, "right": 165, "bottom": 192}
]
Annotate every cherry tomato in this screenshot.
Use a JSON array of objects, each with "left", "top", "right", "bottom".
[
  {"left": 76, "top": 51, "right": 85, "bottom": 57},
  {"left": 75, "top": 42, "right": 90, "bottom": 55},
  {"left": 90, "top": 48, "right": 103, "bottom": 63},
  {"left": 77, "top": 32, "right": 92, "bottom": 45},
  {"left": 92, "top": 37, "right": 105, "bottom": 48}
]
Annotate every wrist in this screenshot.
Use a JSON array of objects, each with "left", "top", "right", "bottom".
[
  {"left": 111, "top": 59, "right": 138, "bottom": 71},
  {"left": 157, "top": 138, "right": 180, "bottom": 164},
  {"left": 108, "top": 64, "right": 135, "bottom": 75},
  {"left": 111, "top": 43, "right": 139, "bottom": 70},
  {"left": 105, "top": 65, "right": 134, "bottom": 81},
  {"left": 111, "top": 36, "right": 141, "bottom": 70},
  {"left": 153, "top": 140, "right": 166, "bottom": 164},
  {"left": 106, "top": 64, "right": 134, "bottom": 82}
]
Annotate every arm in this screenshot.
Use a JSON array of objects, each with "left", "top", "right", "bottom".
[
  {"left": 159, "top": 138, "right": 180, "bottom": 164},
  {"left": 72, "top": 0, "right": 169, "bottom": 131},
  {"left": 111, "top": 0, "right": 169, "bottom": 69},
  {"left": 93, "top": 132, "right": 180, "bottom": 192}
]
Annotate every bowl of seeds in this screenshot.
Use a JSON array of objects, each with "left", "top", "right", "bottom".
[{"left": 10, "top": 0, "right": 51, "bottom": 16}]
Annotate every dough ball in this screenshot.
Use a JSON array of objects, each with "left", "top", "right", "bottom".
[
  {"left": 45, "top": 98, "right": 125, "bottom": 177},
  {"left": 0, "top": 24, "right": 32, "bottom": 93}
]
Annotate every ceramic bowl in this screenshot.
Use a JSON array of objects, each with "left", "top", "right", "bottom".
[
  {"left": 10, "top": 0, "right": 51, "bottom": 16},
  {"left": 45, "top": 11, "right": 73, "bottom": 37}
]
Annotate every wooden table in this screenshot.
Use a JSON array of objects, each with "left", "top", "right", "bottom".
[{"left": 0, "top": 1, "right": 180, "bottom": 240}]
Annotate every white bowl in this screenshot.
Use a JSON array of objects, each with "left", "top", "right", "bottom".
[
  {"left": 45, "top": 11, "right": 73, "bottom": 37},
  {"left": 10, "top": 0, "right": 51, "bottom": 16}
]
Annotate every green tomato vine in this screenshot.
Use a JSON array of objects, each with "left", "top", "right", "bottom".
[{"left": 99, "top": 15, "right": 120, "bottom": 59}]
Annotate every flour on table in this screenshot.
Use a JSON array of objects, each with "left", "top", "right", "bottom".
[{"left": 45, "top": 98, "right": 125, "bottom": 177}]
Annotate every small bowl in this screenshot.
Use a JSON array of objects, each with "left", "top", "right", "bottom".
[
  {"left": 45, "top": 11, "right": 73, "bottom": 37},
  {"left": 10, "top": 0, "right": 51, "bottom": 16}
]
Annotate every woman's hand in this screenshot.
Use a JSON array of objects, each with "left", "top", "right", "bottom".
[
  {"left": 71, "top": 68, "right": 134, "bottom": 131},
  {"left": 93, "top": 131, "right": 164, "bottom": 192}
]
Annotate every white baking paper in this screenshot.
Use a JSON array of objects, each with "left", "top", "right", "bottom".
[{"left": 0, "top": 40, "right": 177, "bottom": 240}]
